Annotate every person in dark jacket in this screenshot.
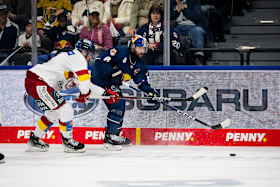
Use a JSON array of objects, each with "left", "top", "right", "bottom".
[
  {"left": 137, "top": 4, "right": 182, "bottom": 65},
  {"left": 0, "top": 3, "right": 18, "bottom": 49},
  {"left": 45, "top": 13, "right": 78, "bottom": 50},
  {"left": 0, "top": 3, "right": 19, "bottom": 65},
  {"left": 170, "top": 0, "right": 214, "bottom": 65},
  {"left": 91, "top": 35, "right": 158, "bottom": 151},
  {"left": 7, "top": 0, "right": 31, "bottom": 31}
]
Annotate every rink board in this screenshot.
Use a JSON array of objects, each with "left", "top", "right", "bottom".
[
  {"left": 1, "top": 66, "right": 280, "bottom": 146},
  {"left": 1, "top": 127, "right": 280, "bottom": 146}
]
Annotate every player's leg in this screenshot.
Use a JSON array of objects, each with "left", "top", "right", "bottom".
[
  {"left": 58, "top": 103, "right": 85, "bottom": 153},
  {"left": 103, "top": 94, "right": 131, "bottom": 151},
  {"left": 25, "top": 76, "right": 61, "bottom": 152},
  {"left": 25, "top": 114, "right": 55, "bottom": 152}
]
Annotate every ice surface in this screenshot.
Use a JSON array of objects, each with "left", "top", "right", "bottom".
[{"left": 0, "top": 144, "right": 280, "bottom": 187}]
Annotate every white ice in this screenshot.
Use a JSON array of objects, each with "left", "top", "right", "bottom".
[{"left": 0, "top": 144, "right": 280, "bottom": 187}]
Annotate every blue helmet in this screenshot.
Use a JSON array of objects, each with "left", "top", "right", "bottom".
[
  {"left": 129, "top": 35, "right": 148, "bottom": 53},
  {"left": 75, "top": 38, "right": 95, "bottom": 57}
]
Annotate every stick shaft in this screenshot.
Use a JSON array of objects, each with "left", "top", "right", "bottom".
[
  {"left": 121, "top": 81, "right": 228, "bottom": 129},
  {"left": 89, "top": 95, "right": 194, "bottom": 101},
  {"left": 0, "top": 46, "right": 24, "bottom": 66}
]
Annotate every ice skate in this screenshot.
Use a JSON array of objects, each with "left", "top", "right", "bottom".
[
  {"left": 103, "top": 131, "right": 132, "bottom": 151},
  {"left": 25, "top": 131, "right": 49, "bottom": 152},
  {"left": 61, "top": 133, "right": 85, "bottom": 153},
  {"left": 0, "top": 152, "right": 5, "bottom": 163}
]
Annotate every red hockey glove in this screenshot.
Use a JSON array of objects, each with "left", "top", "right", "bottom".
[
  {"left": 76, "top": 91, "right": 91, "bottom": 103},
  {"left": 104, "top": 88, "right": 120, "bottom": 104}
]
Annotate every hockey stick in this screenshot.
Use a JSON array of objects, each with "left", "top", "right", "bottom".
[
  {"left": 122, "top": 81, "right": 230, "bottom": 130},
  {"left": 90, "top": 95, "right": 205, "bottom": 101},
  {"left": 89, "top": 83, "right": 208, "bottom": 101},
  {"left": 0, "top": 46, "right": 24, "bottom": 66}
]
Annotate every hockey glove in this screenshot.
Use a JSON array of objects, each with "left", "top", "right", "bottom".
[
  {"left": 147, "top": 91, "right": 159, "bottom": 104},
  {"left": 76, "top": 91, "right": 91, "bottom": 103},
  {"left": 104, "top": 88, "right": 120, "bottom": 104}
]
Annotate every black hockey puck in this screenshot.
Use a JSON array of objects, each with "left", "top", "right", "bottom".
[
  {"left": 0, "top": 152, "right": 5, "bottom": 163},
  {"left": 230, "top": 153, "right": 236, "bottom": 156}
]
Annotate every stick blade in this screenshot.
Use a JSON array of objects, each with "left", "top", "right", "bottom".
[
  {"left": 191, "top": 87, "right": 208, "bottom": 100},
  {"left": 211, "top": 118, "right": 231, "bottom": 130},
  {"left": 220, "top": 118, "right": 231, "bottom": 128}
]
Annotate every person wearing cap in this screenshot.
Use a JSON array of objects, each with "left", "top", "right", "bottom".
[
  {"left": 14, "top": 18, "right": 41, "bottom": 65},
  {"left": 18, "top": 19, "right": 41, "bottom": 48},
  {"left": 37, "top": 0, "right": 72, "bottom": 34},
  {"left": 0, "top": 3, "right": 19, "bottom": 65},
  {"left": 79, "top": 6, "right": 113, "bottom": 50},
  {"left": 45, "top": 13, "right": 78, "bottom": 50},
  {"left": 0, "top": 3, "right": 19, "bottom": 49},
  {"left": 71, "top": 0, "right": 104, "bottom": 34}
]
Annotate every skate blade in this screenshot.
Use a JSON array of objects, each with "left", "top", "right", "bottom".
[
  {"left": 63, "top": 147, "right": 86, "bottom": 153},
  {"left": 25, "top": 146, "right": 49, "bottom": 152},
  {"left": 103, "top": 143, "right": 122, "bottom": 151},
  {"left": 123, "top": 143, "right": 132, "bottom": 147}
]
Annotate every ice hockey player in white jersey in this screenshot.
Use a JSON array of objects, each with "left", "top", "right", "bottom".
[{"left": 24, "top": 38, "right": 95, "bottom": 153}]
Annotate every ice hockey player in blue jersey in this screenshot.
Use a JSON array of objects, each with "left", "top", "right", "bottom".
[{"left": 91, "top": 35, "right": 158, "bottom": 151}]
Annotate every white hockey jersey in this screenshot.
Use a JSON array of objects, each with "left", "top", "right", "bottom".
[{"left": 30, "top": 49, "right": 90, "bottom": 94}]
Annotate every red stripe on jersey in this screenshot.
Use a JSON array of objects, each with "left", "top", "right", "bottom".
[
  {"left": 75, "top": 70, "right": 89, "bottom": 76},
  {"left": 41, "top": 116, "right": 53, "bottom": 126}
]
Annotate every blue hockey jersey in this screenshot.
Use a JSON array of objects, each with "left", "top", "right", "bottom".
[{"left": 91, "top": 45, "right": 155, "bottom": 94}]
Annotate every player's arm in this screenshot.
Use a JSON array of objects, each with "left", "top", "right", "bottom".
[
  {"left": 74, "top": 69, "right": 91, "bottom": 103},
  {"left": 94, "top": 48, "right": 119, "bottom": 83},
  {"left": 66, "top": 51, "right": 92, "bottom": 102},
  {"left": 133, "top": 64, "right": 157, "bottom": 94},
  {"left": 134, "top": 67, "right": 158, "bottom": 103}
]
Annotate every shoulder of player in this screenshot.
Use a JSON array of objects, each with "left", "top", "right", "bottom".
[
  {"left": 108, "top": 46, "right": 129, "bottom": 59},
  {"left": 57, "top": 49, "right": 87, "bottom": 64}
]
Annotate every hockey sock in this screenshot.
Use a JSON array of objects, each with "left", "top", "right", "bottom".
[
  {"left": 34, "top": 116, "right": 54, "bottom": 138},
  {"left": 59, "top": 120, "right": 73, "bottom": 139}
]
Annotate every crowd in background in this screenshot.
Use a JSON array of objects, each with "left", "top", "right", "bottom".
[{"left": 0, "top": 0, "right": 249, "bottom": 66}]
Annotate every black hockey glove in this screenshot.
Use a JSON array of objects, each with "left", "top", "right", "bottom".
[
  {"left": 111, "top": 70, "right": 123, "bottom": 86},
  {"left": 147, "top": 91, "right": 159, "bottom": 104}
]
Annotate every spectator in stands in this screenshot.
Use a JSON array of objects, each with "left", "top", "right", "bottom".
[
  {"left": 71, "top": 0, "right": 104, "bottom": 34},
  {"left": 201, "top": 0, "right": 230, "bottom": 42},
  {"left": 0, "top": 3, "right": 18, "bottom": 49},
  {"left": 0, "top": 0, "right": 12, "bottom": 11},
  {"left": 170, "top": 0, "right": 214, "bottom": 65},
  {"left": 0, "top": 3, "right": 19, "bottom": 65},
  {"left": 37, "top": 0, "right": 72, "bottom": 33},
  {"left": 45, "top": 13, "right": 78, "bottom": 50},
  {"left": 102, "top": 0, "right": 134, "bottom": 36},
  {"left": 69, "top": 0, "right": 81, "bottom": 9},
  {"left": 6, "top": 0, "right": 31, "bottom": 31},
  {"left": 137, "top": 4, "right": 182, "bottom": 65},
  {"left": 15, "top": 18, "right": 41, "bottom": 65},
  {"left": 37, "top": 0, "right": 72, "bottom": 52},
  {"left": 79, "top": 6, "right": 113, "bottom": 49},
  {"left": 127, "top": 0, "right": 164, "bottom": 36}
]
